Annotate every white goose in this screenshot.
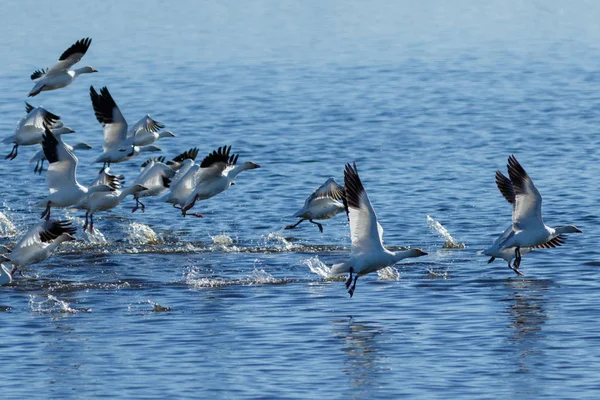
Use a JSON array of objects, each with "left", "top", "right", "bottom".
[
  {"left": 90, "top": 86, "right": 139, "bottom": 166},
  {"left": 39, "top": 127, "right": 113, "bottom": 221},
  {"left": 28, "top": 38, "right": 97, "bottom": 97},
  {"left": 2, "top": 102, "right": 74, "bottom": 160},
  {"left": 485, "top": 155, "right": 582, "bottom": 275},
  {"left": 329, "top": 163, "right": 427, "bottom": 297},
  {"left": 130, "top": 157, "right": 175, "bottom": 213},
  {"left": 161, "top": 158, "right": 199, "bottom": 210},
  {"left": 3, "top": 219, "right": 77, "bottom": 276},
  {"left": 73, "top": 168, "right": 147, "bottom": 232},
  {"left": 181, "top": 146, "right": 261, "bottom": 217},
  {"left": 129, "top": 115, "right": 175, "bottom": 147},
  {"left": 285, "top": 178, "right": 345, "bottom": 233}
]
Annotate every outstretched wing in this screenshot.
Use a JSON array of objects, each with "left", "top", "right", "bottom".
[
  {"left": 506, "top": 155, "right": 543, "bottom": 229},
  {"left": 42, "top": 127, "right": 79, "bottom": 193},
  {"left": 44, "top": 38, "right": 92, "bottom": 76},
  {"left": 343, "top": 162, "right": 384, "bottom": 253},
  {"left": 90, "top": 86, "right": 128, "bottom": 152}
]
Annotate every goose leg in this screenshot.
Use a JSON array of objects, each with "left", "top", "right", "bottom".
[
  {"left": 83, "top": 211, "right": 89, "bottom": 232},
  {"left": 513, "top": 247, "right": 521, "bottom": 270},
  {"left": 345, "top": 267, "right": 354, "bottom": 289},
  {"left": 284, "top": 219, "right": 304, "bottom": 230},
  {"left": 348, "top": 275, "right": 359, "bottom": 297},
  {"left": 40, "top": 201, "right": 51, "bottom": 221},
  {"left": 308, "top": 219, "right": 324, "bottom": 233},
  {"left": 89, "top": 214, "right": 94, "bottom": 233},
  {"left": 181, "top": 195, "right": 203, "bottom": 218},
  {"left": 132, "top": 197, "right": 145, "bottom": 213},
  {"left": 5, "top": 144, "right": 17, "bottom": 160}
]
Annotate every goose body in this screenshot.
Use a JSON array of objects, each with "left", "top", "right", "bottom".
[
  {"left": 4, "top": 219, "right": 76, "bottom": 275},
  {"left": 484, "top": 155, "right": 582, "bottom": 275},
  {"left": 181, "top": 146, "right": 260, "bottom": 217},
  {"left": 39, "top": 128, "right": 113, "bottom": 221},
  {"left": 3, "top": 103, "right": 74, "bottom": 160},
  {"left": 285, "top": 178, "right": 345, "bottom": 233},
  {"left": 129, "top": 115, "right": 175, "bottom": 147},
  {"left": 73, "top": 168, "right": 146, "bottom": 232},
  {"left": 28, "top": 38, "right": 97, "bottom": 97},
  {"left": 130, "top": 158, "right": 175, "bottom": 212},
  {"left": 329, "top": 163, "right": 427, "bottom": 297}
]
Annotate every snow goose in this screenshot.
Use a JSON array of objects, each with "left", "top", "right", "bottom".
[
  {"left": 90, "top": 86, "right": 138, "bottom": 166},
  {"left": 161, "top": 159, "right": 199, "bottom": 210},
  {"left": 73, "top": 168, "right": 147, "bottom": 232},
  {"left": 329, "top": 163, "right": 427, "bottom": 297},
  {"left": 181, "top": 146, "right": 261, "bottom": 217},
  {"left": 3, "top": 219, "right": 76, "bottom": 276},
  {"left": 130, "top": 157, "right": 174, "bottom": 213},
  {"left": 285, "top": 178, "right": 345, "bottom": 233},
  {"left": 484, "top": 155, "right": 582, "bottom": 275},
  {"left": 165, "top": 147, "right": 199, "bottom": 171},
  {"left": 30, "top": 140, "right": 92, "bottom": 174},
  {"left": 129, "top": 115, "right": 175, "bottom": 147},
  {"left": 39, "top": 127, "right": 113, "bottom": 221},
  {"left": 3, "top": 102, "right": 74, "bottom": 160},
  {"left": 28, "top": 38, "right": 97, "bottom": 97}
]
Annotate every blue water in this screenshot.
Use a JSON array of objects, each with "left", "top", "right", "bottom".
[{"left": 1, "top": 1, "right": 600, "bottom": 398}]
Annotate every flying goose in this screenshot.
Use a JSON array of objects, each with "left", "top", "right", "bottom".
[
  {"left": 180, "top": 146, "right": 260, "bottom": 217},
  {"left": 129, "top": 115, "right": 175, "bottom": 147},
  {"left": 329, "top": 163, "right": 427, "bottom": 297},
  {"left": 3, "top": 219, "right": 77, "bottom": 276},
  {"left": 28, "top": 38, "right": 97, "bottom": 97},
  {"left": 39, "top": 127, "right": 113, "bottom": 221},
  {"left": 484, "top": 155, "right": 582, "bottom": 275},
  {"left": 2, "top": 102, "right": 74, "bottom": 160},
  {"left": 285, "top": 178, "right": 345, "bottom": 233},
  {"left": 73, "top": 168, "right": 146, "bottom": 232}
]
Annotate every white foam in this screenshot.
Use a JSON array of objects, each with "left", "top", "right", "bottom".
[
  {"left": 0, "top": 212, "right": 17, "bottom": 237},
  {"left": 29, "top": 294, "right": 90, "bottom": 314},
  {"left": 426, "top": 215, "right": 465, "bottom": 249},
  {"left": 377, "top": 266, "right": 400, "bottom": 280},
  {"left": 303, "top": 256, "right": 334, "bottom": 279},
  {"left": 125, "top": 222, "right": 162, "bottom": 245}
]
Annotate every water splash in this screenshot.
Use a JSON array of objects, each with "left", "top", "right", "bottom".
[
  {"left": 303, "top": 256, "right": 334, "bottom": 279},
  {"left": 82, "top": 228, "right": 108, "bottom": 244},
  {"left": 148, "top": 300, "right": 172, "bottom": 312},
  {"left": 378, "top": 266, "right": 400, "bottom": 280},
  {"left": 426, "top": 267, "right": 449, "bottom": 279},
  {"left": 263, "top": 231, "right": 298, "bottom": 251},
  {"left": 125, "top": 222, "right": 162, "bottom": 245},
  {"left": 209, "top": 234, "right": 240, "bottom": 252},
  {"left": 249, "top": 267, "right": 277, "bottom": 284},
  {"left": 29, "top": 294, "right": 91, "bottom": 314},
  {"left": 0, "top": 212, "right": 17, "bottom": 237},
  {"left": 426, "top": 215, "right": 465, "bottom": 249}
]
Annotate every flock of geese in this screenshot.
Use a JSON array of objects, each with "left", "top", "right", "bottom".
[{"left": 0, "top": 38, "right": 583, "bottom": 296}]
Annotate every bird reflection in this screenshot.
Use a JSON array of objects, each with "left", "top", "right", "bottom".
[
  {"left": 330, "top": 317, "right": 386, "bottom": 395},
  {"left": 504, "top": 278, "right": 549, "bottom": 372}
]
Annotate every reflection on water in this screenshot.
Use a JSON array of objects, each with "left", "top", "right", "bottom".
[
  {"left": 330, "top": 317, "right": 387, "bottom": 396},
  {"left": 504, "top": 279, "right": 549, "bottom": 373}
]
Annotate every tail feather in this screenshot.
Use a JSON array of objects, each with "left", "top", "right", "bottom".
[{"left": 329, "top": 262, "right": 351, "bottom": 277}]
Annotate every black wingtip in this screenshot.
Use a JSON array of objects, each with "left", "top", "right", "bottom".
[
  {"left": 39, "top": 220, "right": 77, "bottom": 242},
  {"left": 200, "top": 145, "right": 236, "bottom": 168},
  {"left": 343, "top": 162, "right": 364, "bottom": 212},
  {"left": 90, "top": 86, "right": 118, "bottom": 125},
  {"left": 59, "top": 37, "right": 92, "bottom": 61},
  {"left": 25, "top": 102, "right": 34, "bottom": 114},
  {"left": 30, "top": 68, "right": 47, "bottom": 80},
  {"left": 162, "top": 175, "right": 172, "bottom": 188},
  {"left": 41, "top": 126, "right": 59, "bottom": 164}
]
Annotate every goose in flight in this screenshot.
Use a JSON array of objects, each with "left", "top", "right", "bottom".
[
  {"left": 90, "top": 86, "right": 142, "bottom": 166},
  {"left": 3, "top": 102, "right": 74, "bottom": 160},
  {"left": 180, "top": 146, "right": 260, "bottom": 217},
  {"left": 285, "top": 178, "right": 345, "bottom": 233},
  {"left": 73, "top": 168, "right": 147, "bottom": 232},
  {"left": 39, "top": 127, "right": 113, "bottom": 221},
  {"left": 484, "top": 155, "right": 582, "bottom": 275},
  {"left": 28, "top": 38, "right": 97, "bottom": 97},
  {"left": 2, "top": 219, "right": 76, "bottom": 276},
  {"left": 129, "top": 115, "right": 175, "bottom": 147},
  {"left": 329, "top": 163, "right": 427, "bottom": 297},
  {"left": 130, "top": 157, "right": 174, "bottom": 213}
]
